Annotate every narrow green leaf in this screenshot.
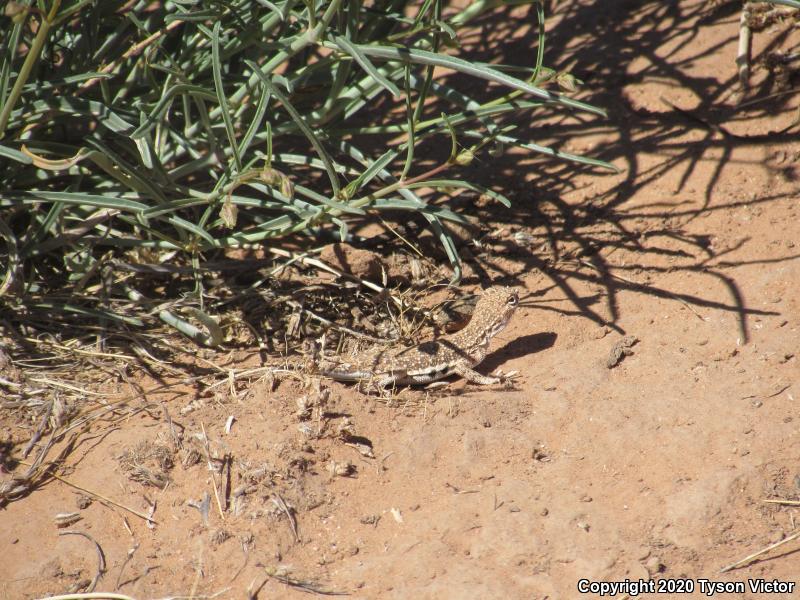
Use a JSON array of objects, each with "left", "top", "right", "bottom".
[
  {"left": 212, "top": 21, "right": 242, "bottom": 172},
  {"left": 293, "top": 184, "right": 367, "bottom": 214},
  {"left": 424, "top": 213, "right": 462, "bottom": 284},
  {"left": 160, "top": 307, "right": 224, "bottom": 347},
  {"left": 404, "top": 179, "right": 512, "bottom": 207},
  {"left": 247, "top": 59, "right": 341, "bottom": 195},
  {"left": 0, "top": 216, "right": 20, "bottom": 298},
  {"left": 131, "top": 85, "right": 218, "bottom": 139},
  {"left": 22, "top": 73, "right": 114, "bottom": 92},
  {"left": 0, "top": 144, "right": 33, "bottom": 164},
  {"left": 18, "top": 97, "right": 136, "bottom": 134},
  {"left": 335, "top": 42, "right": 607, "bottom": 117},
  {"left": 84, "top": 141, "right": 170, "bottom": 201},
  {"left": 253, "top": 0, "right": 285, "bottom": 20},
  {"left": 239, "top": 83, "right": 272, "bottom": 159},
  {"left": 461, "top": 130, "right": 620, "bottom": 171},
  {"left": 532, "top": 1, "right": 546, "bottom": 84},
  {"left": 342, "top": 149, "right": 398, "bottom": 198},
  {"left": 167, "top": 214, "right": 219, "bottom": 247},
  {"left": 12, "top": 191, "right": 148, "bottom": 211},
  {"left": 373, "top": 198, "right": 469, "bottom": 224},
  {"left": 331, "top": 33, "right": 402, "bottom": 98},
  {"left": 29, "top": 302, "right": 145, "bottom": 327}
]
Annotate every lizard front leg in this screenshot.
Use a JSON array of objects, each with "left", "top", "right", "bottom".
[{"left": 453, "top": 363, "right": 502, "bottom": 385}]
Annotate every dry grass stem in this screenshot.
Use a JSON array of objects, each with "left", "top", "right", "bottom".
[
  {"left": 33, "top": 594, "right": 136, "bottom": 600},
  {"left": 737, "top": 3, "right": 752, "bottom": 90},
  {"left": 719, "top": 530, "right": 800, "bottom": 573},
  {"left": 115, "top": 544, "right": 139, "bottom": 590},
  {"left": 58, "top": 530, "right": 106, "bottom": 592},
  {"left": 200, "top": 423, "right": 227, "bottom": 521},
  {"left": 263, "top": 566, "right": 347, "bottom": 596},
  {"left": 22, "top": 400, "right": 54, "bottom": 458},
  {"left": 272, "top": 493, "right": 300, "bottom": 542},
  {"left": 48, "top": 471, "right": 158, "bottom": 524}
]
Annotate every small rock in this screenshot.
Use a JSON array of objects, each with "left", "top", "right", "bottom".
[
  {"left": 645, "top": 556, "right": 664, "bottom": 575},
  {"left": 769, "top": 530, "right": 785, "bottom": 544},
  {"left": 594, "top": 326, "right": 611, "bottom": 340},
  {"left": 210, "top": 528, "right": 231, "bottom": 545},
  {"left": 532, "top": 446, "right": 550, "bottom": 462},
  {"left": 327, "top": 460, "right": 356, "bottom": 477}
]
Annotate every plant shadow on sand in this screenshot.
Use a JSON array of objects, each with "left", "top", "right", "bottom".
[{"left": 349, "top": 0, "right": 798, "bottom": 345}]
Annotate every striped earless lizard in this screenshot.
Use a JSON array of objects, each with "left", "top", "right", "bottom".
[{"left": 318, "top": 286, "right": 520, "bottom": 388}]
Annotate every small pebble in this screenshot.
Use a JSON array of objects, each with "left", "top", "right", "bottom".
[
  {"left": 645, "top": 556, "right": 664, "bottom": 574},
  {"left": 769, "top": 531, "right": 785, "bottom": 544}
]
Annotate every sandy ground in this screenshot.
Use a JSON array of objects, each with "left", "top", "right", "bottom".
[{"left": 2, "top": 1, "right": 800, "bottom": 598}]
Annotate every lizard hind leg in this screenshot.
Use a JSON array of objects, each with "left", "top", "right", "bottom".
[{"left": 357, "top": 373, "right": 398, "bottom": 396}]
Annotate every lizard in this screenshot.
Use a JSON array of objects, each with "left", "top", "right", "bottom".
[{"left": 317, "top": 286, "right": 520, "bottom": 388}]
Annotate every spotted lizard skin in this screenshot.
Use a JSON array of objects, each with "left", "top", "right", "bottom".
[{"left": 319, "top": 286, "right": 519, "bottom": 387}]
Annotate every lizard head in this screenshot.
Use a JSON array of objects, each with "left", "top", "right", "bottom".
[{"left": 474, "top": 285, "right": 519, "bottom": 339}]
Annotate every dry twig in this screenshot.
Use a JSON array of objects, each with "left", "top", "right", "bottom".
[
  {"left": 272, "top": 493, "right": 300, "bottom": 542},
  {"left": 720, "top": 530, "right": 800, "bottom": 572},
  {"left": 58, "top": 530, "right": 106, "bottom": 592}
]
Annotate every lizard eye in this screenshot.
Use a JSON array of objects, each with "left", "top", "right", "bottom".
[{"left": 507, "top": 292, "right": 518, "bottom": 306}]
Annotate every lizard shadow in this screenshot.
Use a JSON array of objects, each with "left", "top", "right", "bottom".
[{"left": 481, "top": 332, "right": 557, "bottom": 374}]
